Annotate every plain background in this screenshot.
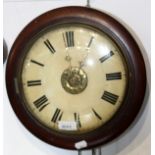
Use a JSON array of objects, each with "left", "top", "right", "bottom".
[{"left": 3, "top": 0, "right": 150, "bottom": 155}]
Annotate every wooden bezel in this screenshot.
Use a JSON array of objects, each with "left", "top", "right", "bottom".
[{"left": 6, "top": 6, "right": 146, "bottom": 150}]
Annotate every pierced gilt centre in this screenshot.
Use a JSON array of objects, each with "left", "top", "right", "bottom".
[{"left": 61, "top": 67, "right": 88, "bottom": 94}]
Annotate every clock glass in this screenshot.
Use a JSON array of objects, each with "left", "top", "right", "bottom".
[{"left": 21, "top": 24, "right": 128, "bottom": 134}]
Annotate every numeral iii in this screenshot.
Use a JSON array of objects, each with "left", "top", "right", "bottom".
[{"left": 106, "top": 72, "right": 122, "bottom": 80}]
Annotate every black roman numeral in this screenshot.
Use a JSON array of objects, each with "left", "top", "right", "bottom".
[
  {"left": 74, "top": 113, "right": 81, "bottom": 128},
  {"left": 101, "top": 91, "right": 119, "bottom": 105},
  {"left": 63, "top": 31, "right": 74, "bottom": 47},
  {"left": 92, "top": 108, "right": 102, "bottom": 120},
  {"left": 27, "top": 80, "right": 41, "bottom": 86},
  {"left": 99, "top": 51, "right": 114, "bottom": 63},
  {"left": 106, "top": 72, "right": 122, "bottom": 80},
  {"left": 51, "top": 108, "right": 63, "bottom": 123},
  {"left": 33, "top": 95, "right": 49, "bottom": 111},
  {"left": 44, "top": 39, "right": 56, "bottom": 54},
  {"left": 87, "top": 36, "right": 94, "bottom": 48},
  {"left": 30, "top": 59, "right": 44, "bottom": 67}
]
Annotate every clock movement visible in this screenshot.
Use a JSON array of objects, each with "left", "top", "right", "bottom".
[{"left": 6, "top": 6, "right": 146, "bottom": 150}]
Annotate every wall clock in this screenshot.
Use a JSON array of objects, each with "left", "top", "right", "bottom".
[{"left": 6, "top": 6, "right": 146, "bottom": 150}]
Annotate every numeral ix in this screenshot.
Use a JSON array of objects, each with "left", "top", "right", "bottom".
[{"left": 27, "top": 80, "right": 41, "bottom": 86}]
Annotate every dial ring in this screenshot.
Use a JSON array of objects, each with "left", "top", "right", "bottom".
[
  {"left": 6, "top": 6, "right": 146, "bottom": 150},
  {"left": 21, "top": 23, "right": 128, "bottom": 134}
]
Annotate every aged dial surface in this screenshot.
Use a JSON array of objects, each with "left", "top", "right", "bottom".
[{"left": 21, "top": 24, "right": 128, "bottom": 134}]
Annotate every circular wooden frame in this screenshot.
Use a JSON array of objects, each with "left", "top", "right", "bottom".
[{"left": 6, "top": 6, "right": 146, "bottom": 150}]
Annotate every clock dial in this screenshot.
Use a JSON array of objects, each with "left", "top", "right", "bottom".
[
  {"left": 6, "top": 7, "right": 146, "bottom": 149},
  {"left": 21, "top": 24, "right": 128, "bottom": 134}
]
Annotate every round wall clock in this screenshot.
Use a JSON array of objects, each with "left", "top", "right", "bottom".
[{"left": 6, "top": 6, "right": 146, "bottom": 150}]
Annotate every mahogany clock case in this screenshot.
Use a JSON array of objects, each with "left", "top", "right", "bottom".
[{"left": 6, "top": 6, "right": 146, "bottom": 150}]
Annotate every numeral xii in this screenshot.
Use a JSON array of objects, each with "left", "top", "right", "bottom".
[{"left": 63, "top": 31, "right": 74, "bottom": 47}]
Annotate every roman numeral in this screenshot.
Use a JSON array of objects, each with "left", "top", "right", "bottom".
[
  {"left": 33, "top": 95, "right": 49, "bottom": 111},
  {"left": 74, "top": 113, "right": 81, "bottom": 128},
  {"left": 99, "top": 51, "right": 114, "bottom": 63},
  {"left": 101, "top": 91, "right": 119, "bottom": 105},
  {"left": 44, "top": 39, "right": 56, "bottom": 54},
  {"left": 92, "top": 108, "right": 102, "bottom": 120},
  {"left": 27, "top": 80, "right": 41, "bottom": 86},
  {"left": 87, "top": 36, "right": 94, "bottom": 48},
  {"left": 63, "top": 31, "right": 74, "bottom": 47},
  {"left": 106, "top": 72, "right": 122, "bottom": 80},
  {"left": 51, "top": 108, "right": 63, "bottom": 123},
  {"left": 30, "top": 59, "right": 44, "bottom": 67}
]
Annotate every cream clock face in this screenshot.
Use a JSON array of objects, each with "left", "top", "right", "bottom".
[
  {"left": 21, "top": 24, "right": 128, "bottom": 134},
  {"left": 6, "top": 7, "right": 146, "bottom": 149}
]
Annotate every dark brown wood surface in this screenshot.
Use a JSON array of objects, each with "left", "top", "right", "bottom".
[{"left": 5, "top": 6, "right": 146, "bottom": 150}]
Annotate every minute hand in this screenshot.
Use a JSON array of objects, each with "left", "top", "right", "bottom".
[{"left": 79, "top": 36, "right": 94, "bottom": 68}]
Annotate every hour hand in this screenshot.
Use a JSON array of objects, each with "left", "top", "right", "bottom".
[
  {"left": 79, "top": 60, "right": 85, "bottom": 68},
  {"left": 65, "top": 55, "right": 72, "bottom": 62}
]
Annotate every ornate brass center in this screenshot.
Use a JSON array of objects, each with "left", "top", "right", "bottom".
[{"left": 61, "top": 67, "right": 88, "bottom": 94}]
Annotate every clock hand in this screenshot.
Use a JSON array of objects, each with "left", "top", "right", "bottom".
[
  {"left": 64, "top": 48, "right": 74, "bottom": 69},
  {"left": 79, "top": 48, "right": 90, "bottom": 69},
  {"left": 79, "top": 37, "right": 94, "bottom": 68},
  {"left": 62, "top": 32, "right": 73, "bottom": 68},
  {"left": 65, "top": 54, "right": 72, "bottom": 68}
]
